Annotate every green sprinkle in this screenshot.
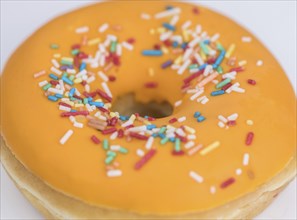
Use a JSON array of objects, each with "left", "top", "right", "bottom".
[
  {"left": 103, "top": 139, "right": 109, "bottom": 150},
  {"left": 50, "top": 43, "right": 59, "bottom": 49},
  {"left": 200, "top": 43, "right": 209, "bottom": 55},
  {"left": 189, "top": 64, "right": 199, "bottom": 69},
  {"left": 159, "top": 126, "right": 167, "bottom": 134},
  {"left": 110, "top": 41, "right": 117, "bottom": 53},
  {"left": 107, "top": 151, "right": 117, "bottom": 157},
  {"left": 119, "top": 147, "right": 128, "bottom": 154},
  {"left": 174, "top": 138, "right": 181, "bottom": 152},
  {"left": 71, "top": 49, "right": 80, "bottom": 56},
  {"left": 83, "top": 98, "right": 88, "bottom": 104},
  {"left": 105, "top": 156, "right": 114, "bottom": 165},
  {"left": 42, "top": 83, "right": 51, "bottom": 91},
  {"left": 160, "top": 137, "right": 169, "bottom": 145},
  {"left": 69, "top": 75, "right": 75, "bottom": 81},
  {"left": 61, "top": 59, "right": 73, "bottom": 66},
  {"left": 77, "top": 100, "right": 82, "bottom": 104},
  {"left": 62, "top": 72, "right": 68, "bottom": 77},
  {"left": 217, "top": 66, "right": 223, "bottom": 74},
  {"left": 70, "top": 97, "right": 77, "bottom": 101},
  {"left": 216, "top": 43, "right": 225, "bottom": 51},
  {"left": 216, "top": 78, "right": 231, "bottom": 89}
]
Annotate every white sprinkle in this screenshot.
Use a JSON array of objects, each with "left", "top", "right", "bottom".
[
  {"left": 107, "top": 34, "right": 117, "bottom": 42},
  {"left": 98, "top": 23, "right": 109, "bottom": 33},
  {"left": 67, "top": 69, "right": 76, "bottom": 74},
  {"left": 177, "top": 59, "right": 191, "bottom": 75},
  {"left": 128, "top": 125, "right": 147, "bottom": 132},
  {"left": 243, "top": 153, "right": 250, "bottom": 166},
  {"left": 218, "top": 121, "right": 225, "bottom": 128},
  {"left": 236, "top": 168, "right": 242, "bottom": 176},
  {"left": 110, "top": 131, "right": 118, "bottom": 140},
  {"left": 232, "top": 86, "right": 245, "bottom": 93},
  {"left": 121, "top": 120, "right": 133, "bottom": 128},
  {"left": 218, "top": 115, "right": 228, "bottom": 123},
  {"left": 97, "top": 71, "right": 109, "bottom": 82},
  {"left": 225, "top": 82, "right": 240, "bottom": 94},
  {"left": 145, "top": 136, "right": 154, "bottom": 150},
  {"left": 155, "top": 7, "right": 181, "bottom": 19},
  {"left": 170, "top": 15, "right": 179, "bottom": 25},
  {"left": 174, "top": 100, "right": 182, "bottom": 107},
  {"left": 116, "top": 44, "right": 122, "bottom": 56},
  {"left": 222, "top": 71, "right": 237, "bottom": 79},
  {"left": 74, "top": 122, "right": 83, "bottom": 128},
  {"left": 75, "top": 26, "right": 89, "bottom": 34},
  {"left": 101, "top": 82, "right": 112, "bottom": 98},
  {"left": 203, "top": 65, "right": 213, "bottom": 76},
  {"left": 51, "top": 59, "right": 60, "bottom": 68},
  {"left": 48, "top": 88, "right": 63, "bottom": 95},
  {"left": 160, "top": 31, "right": 173, "bottom": 41},
  {"left": 256, "top": 60, "right": 263, "bottom": 66},
  {"left": 185, "top": 141, "right": 195, "bottom": 149},
  {"left": 59, "top": 105, "right": 71, "bottom": 112},
  {"left": 210, "top": 186, "right": 216, "bottom": 194},
  {"left": 136, "top": 149, "right": 145, "bottom": 157},
  {"left": 227, "top": 113, "right": 238, "bottom": 121},
  {"left": 59, "top": 80, "right": 65, "bottom": 91},
  {"left": 176, "top": 128, "right": 186, "bottom": 137},
  {"left": 183, "top": 48, "right": 193, "bottom": 61},
  {"left": 171, "top": 64, "right": 180, "bottom": 70},
  {"left": 69, "top": 116, "right": 76, "bottom": 123},
  {"left": 86, "top": 75, "right": 96, "bottom": 84},
  {"left": 182, "top": 20, "right": 191, "bottom": 30},
  {"left": 141, "top": 13, "right": 151, "bottom": 20},
  {"left": 76, "top": 69, "right": 87, "bottom": 78},
  {"left": 187, "top": 134, "right": 196, "bottom": 140},
  {"left": 122, "top": 41, "right": 134, "bottom": 51},
  {"left": 190, "top": 89, "right": 204, "bottom": 101},
  {"left": 194, "top": 53, "right": 204, "bottom": 66},
  {"left": 210, "top": 33, "right": 220, "bottom": 42},
  {"left": 188, "top": 37, "right": 201, "bottom": 48},
  {"left": 195, "top": 24, "right": 202, "bottom": 34},
  {"left": 38, "top": 80, "right": 48, "bottom": 87},
  {"left": 200, "top": 96, "right": 209, "bottom": 105},
  {"left": 177, "top": 116, "right": 186, "bottom": 123},
  {"left": 84, "top": 84, "right": 90, "bottom": 93},
  {"left": 107, "top": 169, "right": 122, "bottom": 177},
  {"left": 51, "top": 67, "right": 62, "bottom": 75},
  {"left": 189, "top": 171, "right": 204, "bottom": 183},
  {"left": 187, "top": 89, "right": 198, "bottom": 94},
  {"left": 59, "top": 129, "right": 73, "bottom": 145},
  {"left": 242, "top": 36, "right": 252, "bottom": 42},
  {"left": 171, "top": 35, "right": 183, "bottom": 44},
  {"left": 33, "top": 70, "right": 46, "bottom": 78}
]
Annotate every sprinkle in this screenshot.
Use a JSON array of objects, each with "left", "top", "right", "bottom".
[
  {"left": 197, "top": 115, "right": 206, "bottom": 122},
  {"left": 216, "top": 78, "right": 232, "bottom": 89},
  {"left": 220, "top": 177, "right": 235, "bottom": 189},
  {"left": 200, "top": 141, "right": 220, "bottom": 156},
  {"left": 144, "top": 82, "right": 158, "bottom": 88},
  {"left": 211, "top": 90, "right": 225, "bottom": 96},
  {"left": 182, "top": 20, "right": 191, "bottom": 30},
  {"left": 185, "top": 141, "right": 195, "bottom": 149},
  {"left": 242, "top": 36, "right": 252, "bottom": 42},
  {"left": 189, "top": 171, "right": 204, "bottom": 183},
  {"left": 218, "top": 121, "right": 225, "bottom": 128},
  {"left": 136, "top": 149, "right": 145, "bottom": 157},
  {"left": 197, "top": 72, "right": 219, "bottom": 88},
  {"left": 227, "top": 113, "right": 238, "bottom": 121},
  {"left": 236, "top": 168, "right": 242, "bottom": 175},
  {"left": 48, "top": 95, "right": 58, "bottom": 102},
  {"left": 98, "top": 23, "right": 109, "bottom": 33},
  {"left": 107, "top": 169, "right": 122, "bottom": 177},
  {"left": 203, "top": 65, "right": 213, "bottom": 76},
  {"left": 238, "top": 60, "right": 247, "bottom": 66},
  {"left": 101, "top": 82, "right": 112, "bottom": 98},
  {"left": 174, "top": 100, "right": 182, "bottom": 107},
  {"left": 51, "top": 67, "right": 62, "bottom": 75},
  {"left": 246, "top": 120, "right": 254, "bottom": 126},
  {"left": 188, "top": 144, "right": 203, "bottom": 156},
  {"left": 225, "top": 44, "right": 235, "bottom": 59},
  {"left": 59, "top": 105, "right": 71, "bottom": 112},
  {"left": 145, "top": 136, "right": 154, "bottom": 150},
  {"left": 75, "top": 26, "right": 89, "bottom": 34},
  {"left": 177, "top": 116, "right": 186, "bottom": 123},
  {"left": 170, "top": 15, "right": 179, "bottom": 26},
  {"left": 87, "top": 38, "right": 101, "bottom": 46},
  {"left": 213, "top": 50, "right": 226, "bottom": 69},
  {"left": 59, "top": 129, "right": 73, "bottom": 145},
  {"left": 218, "top": 115, "right": 228, "bottom": 123},
  {"left": 177, "top": 59, "right": 191, "bottom": 75},
  {"left": 243, "top": 153, "right": 250, "bottom": 166},
  {"left": 50, "top": 44, "right": 59, "bottom": 49},
  {"left": 155, "top": 7, "right": 181, "bottom": 19},
  {"left": 256, "top": 60, "right": 263, "bottom": 66},
  {"left": 245, "top": 132, "right": 254, "bottom": 146},
  {"left": 91, "top": 135, "right": 100, "bottom": 144},
  {"left": 134, "top": 148, "right": 156, "bottom": 170},
  {"left": 142, "top": 50, "right": 163, "bottom": 56},
  {"left": 161, "top": 60, "right": 173, "bottom": 69},
  {"left": 247, "top": 79, "right": 256, "bottom": 85},
  {"left": 103, "top": 139, "right": 109, "bottom": 150},
  {"left": 38, "top": 80, "right": 48, "bottom": 87},
  {"left": 33, "top": 70, "right": 46, "bottom": 78},
  {"left": 184, "top": 125, "right": 195, "bottom": 134},
  {"left": 122, "top": 41, "right": 134, "bottom": 51},
  {"left": 74, "top": 122, "right": 83, "bottom": 128},
  {"left": 210, "top": 186, "right": 216, "bottom": 194},
  {"left": 130, "top": 132, "right": 148, "bottom": 140},
  {"left": 141, "top": 13, "right": 151, "bottom": 20}
]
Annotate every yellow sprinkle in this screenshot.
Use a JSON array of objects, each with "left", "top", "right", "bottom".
[
  {"left": 75, "top": 104, "right": 84, "bottom": 108},
  {"left": 88, "top": 38, "right": 101, "bottom": 46},
  {"left": 110, "top": 112, "right": 117, "bottom": 117},
  {"left": 129, "top": 114, "right": 136, "bottom": 122},
  {"left": 53, "top": 53, "right": 61, "bottom": 58},
  {"left": 74, "top": 78, "right": 82, "bottom": 84},
  {"left": 62, "top": 57, "right": 73, "bottom": 62},
  {"left": 105, "top": 103, "right": 112, "bottom": 108},
  {"left": 65, "top": 91, "right": 69, "bottom": 97},
  {"left": 199, "top": 50, "right": 207, "bottom": 61},
  {"left": 246, "top": 120, "right": 254, "bottom": 126},
  {"left": 157, "top": 27, "right": 166, "bottom": 33},
  {"left": 200, "top": 141, "right": 220, "bottom": 156},
  {"left": 161, "top": 46, "right": 169, "bottom": 54},
  {"left": 64, "top": 100, "right": 74, "bottom": 106},
  {"left": 182, "top": 30, "right": 189, "bottom": 42},
  {"left": 174, "top": 55, "right": 183, "bottom": 65},
  {"left": 225, "top": 44, "right": 236, "bottom": 58},
  {"left": 148, "top": 68, "right": 155, "bottom": 77},
  {"left": 94, "top": 99, "right": 103, "bottom": 102},
  {"left": 238, "top": 60, "right": 247, "bottom": 66},
  {"left": 184, "top": 126, "right": 196, "bottom": 134},
  {"left": 149, "top": 29, "right": 155, "bottom": 35}
]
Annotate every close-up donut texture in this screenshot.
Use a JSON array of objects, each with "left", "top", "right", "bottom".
[{"left": 1, "top": 1, "right": 296, "bottom": 219}]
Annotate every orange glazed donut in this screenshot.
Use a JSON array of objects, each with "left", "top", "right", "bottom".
[{"left": 1, "top": 1, "right": 296, "bottom": 219}]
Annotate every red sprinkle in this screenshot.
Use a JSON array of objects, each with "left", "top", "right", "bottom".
[
  {"left": 247, "top": 79, "right": 256, "bottom": 85},
  {"left": 73, "top": 95, "right": 83, "bottom": 101},
  {"left": 227, "top": 120, "right": 236, "bottom": 126},
  {"left": 117, "top": 129, "right": 124, "bottom": 138},
  {"left": 147, "top": 117, "right": 156, "bottom": 121},
  {"left": 102, "top": 127, "right": 117, "bottom": 135},
  {"left": 192, "top": 7, "right": 200, "bottom": 15},
  {"left": 206, "top": 56, "right": 217, "bottom": 64},
  {"left": 172, "top": 150, "right": 185, "bottom": 156},
  {"left": 77, "top": 52, "right": 88, "bottom": 59},
  {"left": 72, "top": 44, "right": 81, "bottom": 49},
  {"left": 144, "top": 82, "right": 158, "bottom": 88},
  {"left": 174, "top": 133, "right": 187, "bottom": 143},
  {"left": 124, "top": 124, "right": 134, "bottom": 130},
  {"left": 220, "top": 177, "right": 236, "bottom": 189},
  {"left": 153, "top": 44, "right": 161, "bottom": 50},
  {"left": 169, "top": 118, "right": 178, "bottom": 124},
  {"left": 74, "top": 56, "right": 80, "bottom": 69},
  {"left": 245, "top": 132, "right": 254, "bottom": 146},
  {"left": 127, "top": 38, "right": 135, "bottom": 44},
  {"left": 97, "top": 89, "right": 112, "bottom": 102},
  {"left": 98, "top": 107, "right": 109, "bottom": 113},
  {"left": 229, "top": 66, "right": 244, "bottom": 72},
  {"left": 81, "top": 80, "right": 87, "bottom": 86},
  {"left": 58, "top": 102, "right": 72, "bottom": 108},
  {"left": 61, "top": 111, "right": 89, "bottom": 117},
  {"left": 163, "top": 39, "right": 172, "bottom": 47},
  {"left": 222, "top": 82, "right": 233, "bottom": 91},
  {"left": 129, "top": 132, "right": 148, "bottom": 140},
  {"left": 108, "top": 75, "right": 116, "bottom": 82},
  {"left": 109, "top": 117, "right": 118, "bottom": 126},
  {"left": 91, "top": 135, "right": 100, "bottom": 144},
  {"left": 183, "top": 69, "right": 203, "bottom": 84},
  {"left": 134, "top": 149, "right": 156, "bottom": 170}
]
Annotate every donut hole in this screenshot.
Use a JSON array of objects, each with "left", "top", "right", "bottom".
[{"left": 111, "top": 93, "right": 173, "bottom": 118}]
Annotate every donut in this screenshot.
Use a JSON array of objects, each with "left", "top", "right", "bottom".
[{"left": 1, "top": 1, "right": 296, "bottom": 219}]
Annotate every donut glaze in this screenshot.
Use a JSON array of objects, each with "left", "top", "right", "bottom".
[{"left": 1, "top": 1, "right": 296, "bottom": 215}]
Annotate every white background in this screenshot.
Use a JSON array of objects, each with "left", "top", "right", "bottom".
[{"left": 1, "top": 1, "right": 296, "bottom": 219}]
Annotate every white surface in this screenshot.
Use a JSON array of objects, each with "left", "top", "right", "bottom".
[{"left": 1, "top": 1, "right": 296, "bottom": 219}]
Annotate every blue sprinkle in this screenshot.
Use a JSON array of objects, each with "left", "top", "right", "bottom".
[
  {"left": 172, "top": 41, "right": 179, "bottom": 48},
  {"left": 161, "top": 60, "right": 173, "bottom": 69},
  {"left": 197, "top": 115, "right": 206, "bottom": 122},
  {"left": 181, "top": 42, "right": 188, "bottom": 49},
  {"left": 144, "top": 116, "right": 149, "bottom": 119},
  {"left": 152, "top": 133, "right": 158, "bottom": 138},
  {"left": 198, "top": 63, "right": 207, "bottom": 70},
  {"left": 49, "top": 73, "right": 58, "bottom": 80},
  {"left": 89, "top": 101, "right": 104, "bottom": 107},
  {"left": 146, "top": 124, "right": 157, "bottom": 130},
  {"left": 203, "top": 39, "right": 210, "bottom": 44},
  {"left": 142, "top": 50, "right": 163, "bottom": 56},
  {"left": 48, "top": 95, "right": 58, "bottom": 102},
  {"left": 55, "top": 94, "right": 63, "bottom": 99},
  {"left": 169, "top": 137, "right": 176, "bottom": 142},
  {"left": 159, "top": 133, "right": 166, "bottom": 139},
  {"left": 79, "top": 62, "right": 86, "bottom": 71},
  {"left": 70, "top": 109, "right": 77, "bottom": 112},
  {"left": 194, "top": 111, "right": 201, "bottom": 118},
  {"left": 211, "top": 90, "right": 225, "bottom": 96},
  {"left": 166, "top": 5, "right": 174, "bottom": 10},
  {"left": 213, "top": 50, "right": 226, "bottom": 69},
  {"left": 62, "top": 76, "right": 73, "bottom": 86},
  {"left": 162, "top": 23, "right": 175, "bottom": 31},
  {"left": 69, "top": 88, "right": 76, "bottom": 97},
  {"left": 119, "top": 115, "right": 129, "bottom": 121},
  {"left": 87, "top": 97, "right": 93, "bottom": 102}
]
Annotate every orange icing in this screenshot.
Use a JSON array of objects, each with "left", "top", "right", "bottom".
[{"left": 1, "top": 1, "right": 296, "bottom": 215}]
